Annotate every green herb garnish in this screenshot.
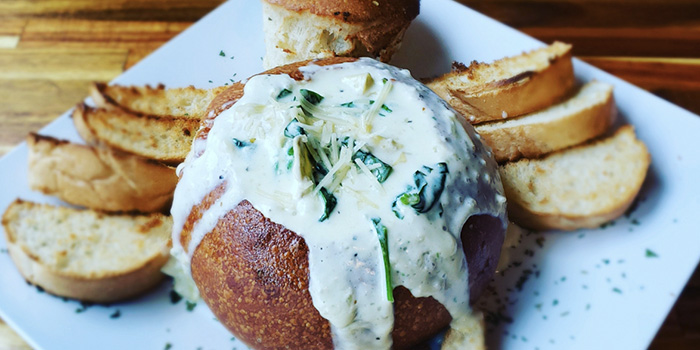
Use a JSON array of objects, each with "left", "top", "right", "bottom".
[
  {"left": 219, "top": 50, "right": 225, "bottom": 57},
  {"left": 372, "top": 218, "right": 393, "bottom": 302},
  {"left": 340, "top": 101, "right": 355, "bottom": 108},
  {"left": 186, "top": 301, "right": 197, "bottom": 311},
  {"left": 318, "top": 187, "right": 337, "bottom": 222},
  {"left": 169, "top": 290, "right": 182, "bottom": 304},
  {"left": 380, "top": 104, "right": 392, "bottom": 113},
  {"left": 276, "top": 88, "right": 292, "bottom": 100},
  {"left": 110, "top": 310, "right": 121, "bottom": 319},
  {"left": 353, "top": 150, "right": 392, "bottom": 183},
  {"left": 645, "top": 249, "right": 658, "bottom": 258}
]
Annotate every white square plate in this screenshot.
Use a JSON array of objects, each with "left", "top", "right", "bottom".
[{"left": 1, "top": 1, "right": 699, "bottom": 349}]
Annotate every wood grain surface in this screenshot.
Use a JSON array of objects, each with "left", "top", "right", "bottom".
[{"left": 0, "top": 0, "right": 698, "bottom": 349}]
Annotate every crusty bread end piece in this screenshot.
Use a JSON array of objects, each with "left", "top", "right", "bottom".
[
  {"left": 499, "top": 125, "right": 650, "bottom": 231},
  {"left": 90, "top": 82, "right": 226, "bottom": 118},
  {"left": 427, "top": 41, "right": 575, "bottom": 124},
  {"left": 27, "top": 133, "right": 177, "bottom": 213},
  {"left": 72, "top": 103, "right": 197, "bottom": 165},
  {"left": 476, "top": 81, "right": 615, "bottom": 162},
  {"left": 2, "top": 200, "right": 172, "bottom": 302},
  {"left": 262, "top": 0, "right": 418, "bottom": 68}
]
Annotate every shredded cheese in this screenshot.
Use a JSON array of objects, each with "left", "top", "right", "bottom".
[
  {"left": 361, "top": 81, "right": 393, "bottom": 132},
  {"left": 354, "top": 158, "right": 384, "bottom": 194}
]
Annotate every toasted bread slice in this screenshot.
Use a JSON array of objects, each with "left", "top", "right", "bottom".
[
  {"left": 27, "top": 133, "right": 177, "bottom": 213},
  {"left": 90, "top": 82, "right": 226, "bottom": 118},
  {"left": 476, "top": 81, "right": 615, "bottom": 162},
  {"left": 1, "top": 199, "right": 172, "bottom": 302},
  {"left": 427, "top": 41, "right": 574, "bottom": 124},
  {"left": 500, "top": 126, "right": 650, "bottom": 231},
  {"left": 72, "top": 103, "right": 197, "bottom": 165}
]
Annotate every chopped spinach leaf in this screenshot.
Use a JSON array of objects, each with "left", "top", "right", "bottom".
[
  {"left": 393, "top": 163, "right": 448, "bottom": 216},
  {"left": 276, "top": 88, "right": 292, "bottom": 100},
  {"left": 411, "top": 163, "right": 448, "bottom": 213},
  {"left": 372, "top": 218, "right": 393, "bottom": 302},
  {"left": 300, "top": 89, "right": 324, "bottom": 105},
  {"left": 312, "top": 161, "right": 328, "bottom": 186},
  {"left": 318, "top": 187, "right": 337, "bottom": 222},
  {"left": 286, "top": 146, "right": 294, "bottom": 170},
  {"left": 283, "top": 118, "right": 306, "bottom": 138},
  {"left": 353, "top": 150, "right": 392, "bottom": 183}
]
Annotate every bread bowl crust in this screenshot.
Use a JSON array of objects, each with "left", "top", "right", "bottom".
[{"left": 184, "top": 58, "right": 506, "bottom": 349}]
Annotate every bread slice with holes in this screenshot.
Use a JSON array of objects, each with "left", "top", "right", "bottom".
[
  {"left": 90, "top": 82, "right": 226, "bottom": 118},
  {"left": 475, "top": 80, "right": 615, "bottom": 162},
  {"left": 1, "top": 199, "right": 172, "bottom": 302},
  {"left": 499, "top": 125, "right": 650, "bottom": 231},
  {"left": 427, "top": 41, "right": 575, "bottom": 124},
  {"left": 27, "top": 133, "right": 177, "bottom": 213},
  {"left": 72, "top": 103, "right": 197, "bottom": 165}
]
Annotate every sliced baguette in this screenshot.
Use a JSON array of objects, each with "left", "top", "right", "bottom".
[
  {"left": 27, "top": 133, "right": 177, "bottom": 213},
  {"left": 427, "top": 41, "right": 574, "bottom": 124},
  {"left": 72, "top": 103, "right": 197, "bottom": 165},
  {"left": 1, "top": 199, "right": 172, "bottom": 302},
  {"left": 475, "top": 81, "right": 615, "bottom": 162},
  {"left": 90, "top": 82, "right": 226, "bottom": 118},
  {"left": 500, "top": 125, "right": 650, "bottom": 231}
]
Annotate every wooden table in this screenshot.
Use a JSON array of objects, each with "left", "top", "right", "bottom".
[{"left": 0, "top": 0, "right": 698, "bottom": 348}]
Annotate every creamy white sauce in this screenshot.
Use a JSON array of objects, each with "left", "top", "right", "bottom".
[{"left": 169, "top": 58, "right": 506, "bottom": 349}]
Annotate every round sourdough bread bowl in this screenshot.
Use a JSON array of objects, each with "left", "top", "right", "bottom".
[{"left": 177, "top": 58, "right": 507, "bottom": 349}]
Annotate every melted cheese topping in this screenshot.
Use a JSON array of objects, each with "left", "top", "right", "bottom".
[{"left": 169, "top": 58, "right": 506, "bottom": 349}]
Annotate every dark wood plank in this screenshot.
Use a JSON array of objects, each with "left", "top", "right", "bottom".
[
  {"left": 0, "top": 0, "right": 224, "bottom": 21},
  {"left": 581, "top": 57, "right": 700, "bottom": 115},
  {"left": 456, "top": 0, "right": 700, "bottom": 57},
  {"left": 524, "top": 27, "right": 700, "bottom": 57},
  {"left": 0, "top": 48, "right": 126, "bottom": 153},
  {"left": 19, "top": 19, "right": 191, "bottom": 49},
  {"left": 458, "top": 0, "right": 700, "bottom": 28}
]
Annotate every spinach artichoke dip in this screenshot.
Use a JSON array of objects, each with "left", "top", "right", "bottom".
[{"left": 168, "top": 58, "right": 507, "bottom": 349}]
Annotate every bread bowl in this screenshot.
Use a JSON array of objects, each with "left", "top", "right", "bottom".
[{"left": 168, "top": 57, "right": 507, "bottom": 349}]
